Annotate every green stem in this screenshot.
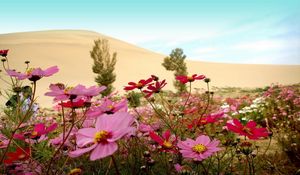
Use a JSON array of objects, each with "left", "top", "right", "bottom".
[
  {"left": 0, "top": 81, "right": 37, "bottom": 164},
  {"left": 182, "top": 82, "right": 192, "bottom": 110},
  {"left": 111, "top": 155, "right": 120, "bottom": 175},
  {"left": 46, "top": 107, "right": 76, "bottom": 175},
  {"left": 262, "top": 136, "right": 272, "bottom": 157}
]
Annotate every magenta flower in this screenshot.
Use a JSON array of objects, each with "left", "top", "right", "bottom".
[
  {"left": 6, "top": 66, "right": 59, "bottom": 81},
  {"left": 174, "top": 164, "right": 183, "bottom": 172},
  {"left": 0, "top": 49, "right": 9, "bottom": 57},
  {"left": 69, "top": 112, "right": 135, "bottom": 161},
  {"left": 14, "top": 123, "right": 57, "bottom": 140},
  {"left": 149, "top": 130, "right": 177, "bottom": 152},
  {"left": 176, "top": 74, "right": 205, "bottom": 84},
  {"left": 226, "top": 119, "right": 268, "bottom": 140},
  {"left": 177, "top": 135, "right": 221, "bottom": 161}
]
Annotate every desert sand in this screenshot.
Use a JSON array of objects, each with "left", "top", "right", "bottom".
[{"left": 0, "top": 30, "right": 300, "bottom": 107}]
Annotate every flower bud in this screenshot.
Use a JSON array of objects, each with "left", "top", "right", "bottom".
[
  {"left": 204, "top": 78, "right": 211, "bottom": 83},
  {"left": 147, "top": 159, "right": 155, "bottom": 166},
  {"left": 143, "top": 151, "right": 151, "bottom": 158}
]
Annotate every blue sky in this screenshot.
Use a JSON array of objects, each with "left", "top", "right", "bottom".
[{"left": 1, "top": 0, "right": 299, "bottom": 64}]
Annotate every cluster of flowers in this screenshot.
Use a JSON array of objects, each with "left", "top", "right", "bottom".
[{"left": 0, "top": 49, "right": 271, "bottom": 174}]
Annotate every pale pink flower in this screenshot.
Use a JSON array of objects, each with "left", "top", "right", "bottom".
[
  {"left": 138, "top": 122, "right": 160, "bottom": 133},
  {"left": 6, "top": 66, "right": 59, "bottom": 81},
  {"left": 69, "top": 112, "right": 135, "bottom": 160},
  {"left": 177, "top": 135, "right": 221, "bottom": 161},
  {"left": 71, "top": 84, "right": 106, "bottom": 97},
  {"left": 0, "top": 133, "right": 9, "bottom": 149}
]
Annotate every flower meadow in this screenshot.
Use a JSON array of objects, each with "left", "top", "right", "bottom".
[{"left": 0, "top": 49, "right": 300, "bottom": 175}]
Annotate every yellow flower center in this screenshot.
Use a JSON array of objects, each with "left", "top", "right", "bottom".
[
  {"left": 94, "top": 130, "right": 109, "bottom": 143},
  {"left": 107, "top": 105, "right": 114, "bottom": 110},
  {"left": 64, "top": 86, "right": 74, "bottom": 94},
  {"left": 31, "top": 131, "right": 38, "bottom": 137},
  {"left": 26, "top": 68, "right": 34, "bottom": 75},
  {"left": 136, "top": 82, "right": 143, "bottom": 88},
  {"left": 192, "top": 144, "right": 207, "bottom": 153},
  {"left": 0, "top": 141, "right": 3, "bottom": 146},
  {"left": 187, "top": 76, "right": 194, "bottom": 81},
  {"left": 163, "top": 141, "right": 173, "bottom": 148},
  {"left": 200, "top": 119, "right": 207, "bottom": 124},
  {"left": 68, "top": 168, "right": 82, "bottom": 175},
  {"left": 242, "top": 127, "right": 252, "bottom": 135}
]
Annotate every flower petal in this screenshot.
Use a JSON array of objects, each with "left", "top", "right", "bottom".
[
  {"left": 68, "top": 144, "right": 97, "bottom": 158},
  {"left": 90, "top": 142, "right": 118, "bottom": 161}
]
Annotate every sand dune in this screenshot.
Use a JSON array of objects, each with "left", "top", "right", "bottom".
[{"left": 0, "top": 30, "right": 300, "bottom": 107}]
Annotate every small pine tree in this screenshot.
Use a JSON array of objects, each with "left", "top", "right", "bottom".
[
  {"left": 90, "top": 39, "right": 117, "bottom": 96},
  {"left": 162, "top": 48, "right": 188, "bottom": 93}
]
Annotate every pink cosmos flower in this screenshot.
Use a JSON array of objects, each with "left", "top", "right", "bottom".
[
  {"left": 124, "top": 77, "right": 153, "bottom": 91},
  {"left": 177, "top": 135, "right": 221, "bottom": 161},
  {"left": 86, "top": 98, "right": 128, "bottom": 118},
  {"left": 6, "top": 66, "right": 59, "bottom": 81},
  {"left": 149, "top": 130, "right": 177, "bottom": 152},
  {"left": 138, "top": 123, "right": 160, "bottom": 133},
  {"left": 226, "top": 119, "right": 268, "bottom": 140},
  {"left": 176, "top": 74, "right": 205, "bottom": 84},
  {"left": 174, "top": 164, "right": 183, "bottom": 172},
  {"left": 45, "top": 84, "right": 106, "bottom": 102},
  {"left": 69, "top": 112, "right": 135, "bottom": 161},
  {"left": 143, "top": 79, "right": 167, "bottom": 98},
  {"left": 70, "top": 84, "right": 106, "bottom": 97},
  {"left": 0, "top": 49, "right": 9, "bottom": 57}
]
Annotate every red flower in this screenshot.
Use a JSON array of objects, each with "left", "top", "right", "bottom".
[
  {"left": 176, "top": 74, "right": 205, "bottom": 84},
  {"left": 149, "top": 130, "right": 177, "bottom": 152},
  {"left": 59, "top": 99, "right": 86, "bottom": 108},
  {"left": 4, "top": 147, "right": 30, "bottom": 164},
  {"left": 188, "top": 112, "right": 224, "bottom": 129},
  {"left": 143, "top": 79, "right": 167, "bottom": 98},
  {"left": 0, "top": 49, "right": 9, "bottom": 57},
  {"left": 124, "top": 78, "right": 153, "bottom": 91},
  {"left": 226, "top": 119, "right": 268, "bottom": 140}
]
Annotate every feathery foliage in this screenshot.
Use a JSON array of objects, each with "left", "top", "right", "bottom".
[
  {"left": 162, "top": 48, "right": 188, "bottom": 93},
  {"left": 90, "top": 39, "right": 117, "bottom": 96}
]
